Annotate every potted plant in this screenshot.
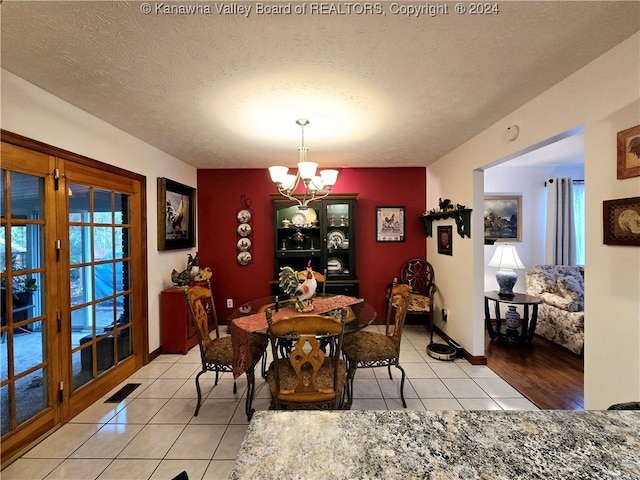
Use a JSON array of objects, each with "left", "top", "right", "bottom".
[
  {"left": 1, "top": 254, "right": 38, "bottom": 307},
  {"left": 12, "top": 275, "right": 38, "bottom": 307}
]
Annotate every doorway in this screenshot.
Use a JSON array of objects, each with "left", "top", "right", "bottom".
[
  {"left": 481, "top": 128, "right": 585, "bottom": 408},
  {"left": 1, "top": 135, "right": 147, "bottom": 464}
]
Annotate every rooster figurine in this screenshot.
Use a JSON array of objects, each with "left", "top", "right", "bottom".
[
  {"left": 171, "top": 267, "right": 191, "bottom": 287},
  {"left": 278, "top": 261, "right": 318, "bottom": 312},
  {"left": 171, "top": 253, "right": 196, "bottom": 286}
]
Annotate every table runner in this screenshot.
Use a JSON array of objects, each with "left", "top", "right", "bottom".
[{"left": 230, "top": 295, "right": 364, "bottom": 378}]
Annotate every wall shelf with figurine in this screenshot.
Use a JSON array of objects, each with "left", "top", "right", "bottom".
[{"left": 421, "top": 208, "right": 472, "bottom": 239}]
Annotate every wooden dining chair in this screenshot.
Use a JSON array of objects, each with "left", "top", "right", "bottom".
[
  {"left": 342, "top": 281, "right": 411, "bottom": 408},
  {"left": 184, "top": 281, "right": 267, "bottom": 417},
  {"left": 265, "top": 309, "right": 346, "bottom": 410}
]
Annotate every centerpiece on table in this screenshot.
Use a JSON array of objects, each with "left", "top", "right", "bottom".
[{"left": 278, "top": 261, "right": 317, "bottom": 312}]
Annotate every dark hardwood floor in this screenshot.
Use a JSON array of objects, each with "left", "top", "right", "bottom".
[{"left": 485, "top": 332, "right": 584, "bottom": 410}]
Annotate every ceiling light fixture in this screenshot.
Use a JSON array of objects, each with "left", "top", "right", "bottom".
[{"left": 268, "top": 118, "right": 339, "bottom": 209}]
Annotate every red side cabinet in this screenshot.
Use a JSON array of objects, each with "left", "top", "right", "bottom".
[{"left": 160, "top": 286, "right": 198, "bottom": 354}]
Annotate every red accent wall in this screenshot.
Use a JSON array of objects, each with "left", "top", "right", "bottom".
[{"left": 197, "top": 167, "right": 426, "bottom": 322}]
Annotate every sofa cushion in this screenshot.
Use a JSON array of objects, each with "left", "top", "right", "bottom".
[
  {"left": 557, "top": 276, "right": 584, "bottom": 307},
  {"left": 526, "top": 265, "right": 584, "bottom": 298},
  {"left": 392, "top": 293, "right": 431, "bottom": 313},
  {"left": 526, "top": 266, "right": 562, "bottom": 296},
  {"left": 540, "top": 292, "right": 582, "bottom": 313}
]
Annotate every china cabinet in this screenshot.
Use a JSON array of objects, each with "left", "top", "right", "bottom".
[{"left": 271, "top": 194, "right": 359, "bottom": 296}]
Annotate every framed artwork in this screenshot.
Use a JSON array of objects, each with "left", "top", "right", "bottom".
[
  {"left": 617, "top": 124, "right": 640, "bottom": 179},
  {"left": 484, "top": 195, "right": 522, "bottom": 242},
  {"left": 157, "top": 177, "right": 196, "bottom": 250},
  {"left": 437, "top": 225, "right": 453, "bottom": 256},
  {"left": 603, "top": 196, "right": 640, "bottom": 246},
  {"left": 376, "top": 206, "right": 405, "bottom": 242}
]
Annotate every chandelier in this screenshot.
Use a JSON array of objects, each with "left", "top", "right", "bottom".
[{"left": 268, "top": 118, "right": 339, "bottom": 209}]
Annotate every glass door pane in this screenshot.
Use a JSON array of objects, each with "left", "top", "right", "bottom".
[
  {"left": 325, "top": 201, "right": 352, "bottom": 278},
  {"left": 68, "top": 184, "right": 132, "bottom": 390},
  {"left": 1, "top": 170, "right": 47, "bottom": 436}
]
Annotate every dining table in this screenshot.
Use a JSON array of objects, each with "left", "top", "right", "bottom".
[{"left": 227, "top": 294, "right": 376, "bottom": 419}]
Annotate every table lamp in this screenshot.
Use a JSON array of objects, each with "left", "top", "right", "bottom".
[{"left": 488, "top": 244, "right": 525, "bottom": 297}]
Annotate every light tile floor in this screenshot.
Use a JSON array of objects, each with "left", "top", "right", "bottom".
[{"left": 2, "top": 325, "right": 537, "bottom": 480}]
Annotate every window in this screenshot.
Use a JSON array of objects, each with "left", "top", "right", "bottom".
[{"left": 573, "top": 182, "right": 585, "bottom": 265}]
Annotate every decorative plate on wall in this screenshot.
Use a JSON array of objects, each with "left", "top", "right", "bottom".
[
  {"left": 236, "top": 195, "right": 254, "bottom": 267},
  {"left": 237, "top": 223, "right": 252, "bottom": 237},
  {"left": 237, "top": 209, "right": 252, "bottom": 223},
  {"left": 237, "top": 238, "right": 251, "bottom": 251},
  {"left": 237, "top": 251, "right": 252, "bottom": 265}
]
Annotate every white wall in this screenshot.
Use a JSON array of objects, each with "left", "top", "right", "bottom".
[
  {"left": 1, "top": 69, "right": 198, "bottom": 352},
  {"left": 484, "top": 163, "right": 584, "bottom": 294},
  {"left": 427, "top": 33, "right": 640, "bottom": 409}
]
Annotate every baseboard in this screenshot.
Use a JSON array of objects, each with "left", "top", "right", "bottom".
[
  {"left": 148, "top": 347, "right": 162, "bottom": 363},
  {"left": 434, "top": 327, "right": 487, "bottom": 365}
]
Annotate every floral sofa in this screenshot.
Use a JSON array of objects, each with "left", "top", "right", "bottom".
[{"left": 525, "top": 265, "right": 584, "bottom": 355}]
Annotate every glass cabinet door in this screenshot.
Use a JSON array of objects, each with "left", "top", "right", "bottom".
[
  {"left": 323, "top": 198, "right": 355, "bottom": 281},
  {"left": 325, "top": 203, "right": 352, "bottom": 278},
  {"left": 273, "top": 202, "right": 322, "bottom": 275}
]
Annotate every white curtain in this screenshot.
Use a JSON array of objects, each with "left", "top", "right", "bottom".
[
  {"left": 573, "top": 182, "right": 585, "bottom": 265},
  {"left": 545, "top": 177, "right": 576, "bottom": 265}
]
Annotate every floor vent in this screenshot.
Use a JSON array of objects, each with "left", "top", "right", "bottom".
[{"left": 105, "top": 383, "right": 141, "bottom": 403}]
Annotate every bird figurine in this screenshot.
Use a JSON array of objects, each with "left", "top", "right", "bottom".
[
  {"left": 439, "top": 197, "right": 452, "bottom": 212},
  {"left": 278, "top": 261, "right": 318, "bottom": 312},
  {"left": 171, "top": 267, "right": 191, "bottom": 286},
  {"left": 188, "top": 252, "right": 199, "bottom": 278},
  {"left": 171, "top": 254, "right": 196, "bottom": 286}
]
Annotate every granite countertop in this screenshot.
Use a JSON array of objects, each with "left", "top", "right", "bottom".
[{"left": 229, "top": 410, "right": 640, "bottom": 480}]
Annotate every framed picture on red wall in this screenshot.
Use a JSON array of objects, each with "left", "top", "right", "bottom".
[{"left": 376, "top": 206, "right": 405, "bottom": 242}]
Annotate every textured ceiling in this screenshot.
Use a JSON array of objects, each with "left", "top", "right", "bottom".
[{"left": 1, "top": 1, "right": 638, "bottom": 169}]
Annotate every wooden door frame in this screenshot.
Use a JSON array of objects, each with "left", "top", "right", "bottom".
[{"left": 1, "top": 130, "right": 149, "bottom": 466}]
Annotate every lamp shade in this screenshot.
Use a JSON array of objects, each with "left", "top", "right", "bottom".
[
  {"left": 319, "top": 169, "right": 339, "bottom": 187},
  {"left": 488, "top": 244, "right": 525, "bottom": 297},
  {"left": 297, "top": 161, "right": 317, "bottom": 180},
  {"left": 308, "top": 176, "right": 323, "bottom": 191},
  {"left": 268, "top": 166, "right": 289, "bottom": 184},
  {"left": 281, "top": 174, "right": 297, "bottom": 191},
  {"left": 488, "top": 244, "right": 525, "bottom": 270}
]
